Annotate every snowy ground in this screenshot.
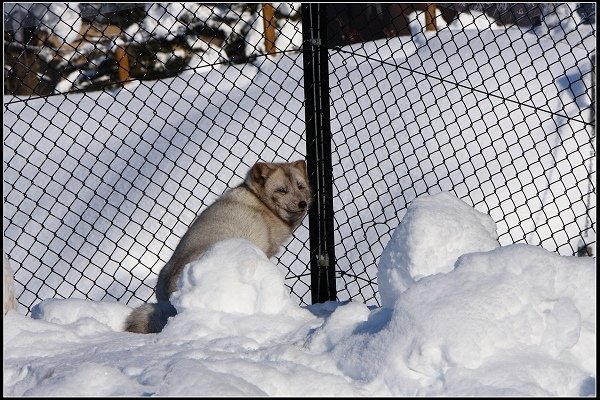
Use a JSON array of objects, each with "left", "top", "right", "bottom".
[
  {"left": 3, "top": 192, "right": 595, "bottom": 396},
  {"left": 2, "top": 6, "right": 596, "bottom": 396}
]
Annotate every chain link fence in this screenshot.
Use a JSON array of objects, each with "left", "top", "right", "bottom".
[
  {"left": 4, "top": 2, "right": 313, "bottom": 313},
  {"left": 3, "top": 3, "right": 596, "bottom": 313},
  {"left": 322, "top": 3, "right": 596, "bottom": 305}
]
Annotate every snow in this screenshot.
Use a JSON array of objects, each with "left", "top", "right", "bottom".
[
  {"left": 5, "top": 24, "right": 593, "bottom": 312},
  {"left": 377, "top": 192, "right": 500, "bottom": 307},
  {"left": 3, "top": 6, "right": 596, "bottom": 396},
  {"left": 3, "top": 3, "right": 81, "bottom": 45},
  {"left": 170, "top": 238, "right": 304, "bottom": 317},
  {"left": 3, "top": 192, "right": 595, "bottom": 396},
  {"left": 327, "top": 26, "right": 594, "bottom": 303}
]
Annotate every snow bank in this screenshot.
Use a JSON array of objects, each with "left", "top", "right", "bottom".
[
  {"left": 163, "top": 238, "right": 313, "bottom": 343},
  {"left": 31, "top": 298, "right": 132, "bottom": 331},
  {"left": 3, "top": 192, "right": 595, "bottom": 396},
  {"left": 378, "top": 192, "right": 499, "bottom": 307},
  {"left": 328, "top": 193, "right": 596, "bottom": 396},
  {"left": 332, "top": 242, "right": 595, "bottom": 395},
  {"left": 171, "top": 238, "right": 301, "bottom": 316}
]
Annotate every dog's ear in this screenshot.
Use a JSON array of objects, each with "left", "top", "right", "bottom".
[
  {"left": 249, "top": 162, "right": 276, "bottom": 185},
  {"left": 291, "top": 160, "right": 307, "bottom": 175}
]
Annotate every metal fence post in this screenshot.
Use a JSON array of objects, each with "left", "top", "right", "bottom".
[{"left": 302, "top": 3, "right": 337, "bottom": 304}]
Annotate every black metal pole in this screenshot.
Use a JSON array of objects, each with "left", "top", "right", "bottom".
[{"left": 302, "top": 3, "right": 337, "bottom": 303}]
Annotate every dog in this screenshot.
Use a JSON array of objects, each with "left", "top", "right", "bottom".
[
  {"left": 125, "top": 160, "right": 312, "bottom": 333},
  {"left": 3, "top": 253, "right": 17, "bottom": 315}
]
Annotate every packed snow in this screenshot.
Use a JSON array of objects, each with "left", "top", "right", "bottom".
[{"left": 3, "top": 193, "right": 596, "bottom": 396}]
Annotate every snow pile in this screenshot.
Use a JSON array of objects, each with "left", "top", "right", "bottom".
[
  {"left": 322, "top": 194, "right": 595, "bottom": 396},
  {"left": 171, "top": 238, "right": 300, "bottom": 316},
  {"left": 3, "top": 192, "right": 595, "bottom": 396},
  {"left": 378, "top": 192, "right": 499, "bottom": 306},
  {"left": 332, "top": 243, "right": 595, "bottom": 396},
  {"left": 164, "top": 238, "right": 313, "bottom": 343},
  {"left": 31, "top": 298, "right": 132, "bottom": 332}
]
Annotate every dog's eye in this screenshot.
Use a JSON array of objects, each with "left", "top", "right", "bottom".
[
  {"left": 298, "top": 184, "right": 305, "bottom": 190},
  {"left": 276, "top": 187, "right": 288, "bottom": 194}
]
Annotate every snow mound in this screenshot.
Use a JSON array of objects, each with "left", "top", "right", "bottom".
[
  {"left": 332, "top": 193, "right": 595, "bottom": 396},
  {"left": 378, "top": 192, "right": 499, "bottom": 307},
  {"left": 170, "top": 238, "right": 300, "bottom": 316},
  {"left": 2, "top": 193, "right": 595, "bottom": 396},
  {"left": 163, "top": 238, "right": 313, "bottom": 343},
  {"left": 31, "top": 298, "right": 132, "bottom": 332}
]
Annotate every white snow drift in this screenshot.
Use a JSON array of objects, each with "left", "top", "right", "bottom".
[{"left": 3, "top": 193, "right": 595, "bottom": 396}]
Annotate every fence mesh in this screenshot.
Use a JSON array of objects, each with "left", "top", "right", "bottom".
[
  {"left": 3, "top": 3, "right": 596, "bottom": 314},
  {"left": 4, "top": 2, "right": 313, "bottom": 313},
  {"left": 323, "top": 3, "right": 595, "bottom": 305}
]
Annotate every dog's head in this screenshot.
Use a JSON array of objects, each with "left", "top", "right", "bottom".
[{"left": 246, "top": 160, "right": 312, "bottom": 228}]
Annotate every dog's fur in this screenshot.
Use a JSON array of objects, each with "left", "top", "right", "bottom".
[
  {"left": 3, "top": 253, "right": 17, "bottom": 315},
  {"left": 125, "top": 160, "right": 312, "bottom": 333}
]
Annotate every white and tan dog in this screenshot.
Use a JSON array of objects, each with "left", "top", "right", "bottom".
[
  {"left": 125, "top": 160, "right": 312, "bottom": 333},
  {"left": 3, "top": 253, "right": 17, "bottom": 315}
]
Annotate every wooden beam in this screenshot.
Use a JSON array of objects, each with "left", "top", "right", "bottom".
[
  {"left": 115, "top": 41, "right": 130, "bottom": 83},
  {"left": 263, "top": 3, "right": 277, "bottom": 55},
  {"left": 425, "top": 4, "right": 437, "bottom": 31}
]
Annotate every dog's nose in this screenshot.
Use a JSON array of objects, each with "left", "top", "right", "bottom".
[{"left": 298, "top": 201, "right": 307, "bottom": 209}]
